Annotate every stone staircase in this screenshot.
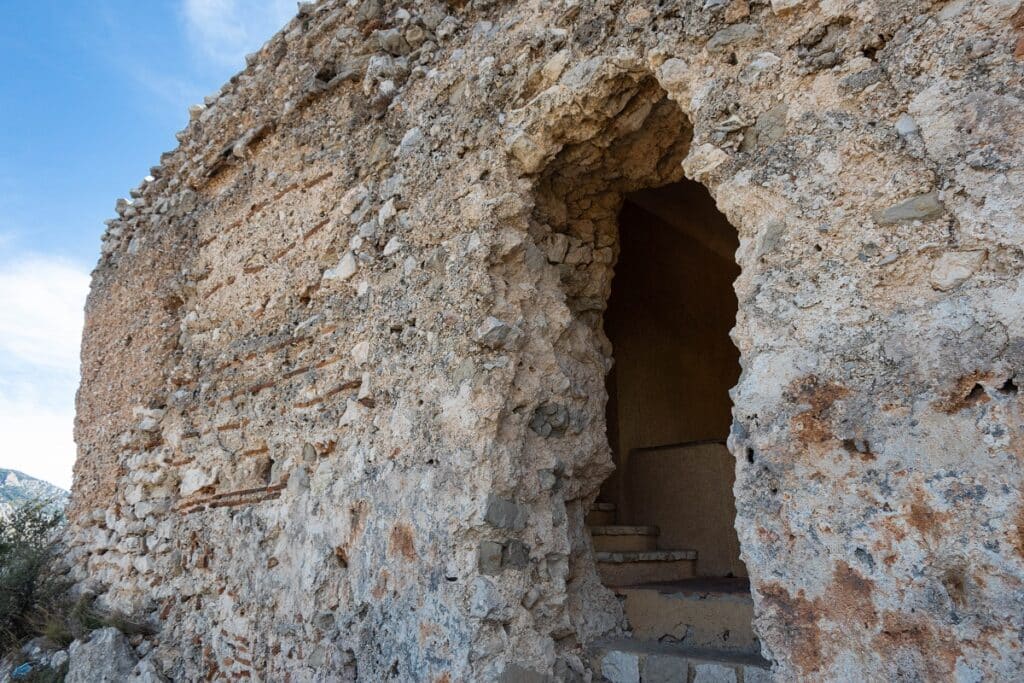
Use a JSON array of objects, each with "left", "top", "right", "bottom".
[
  {"left": 587, "top": 502, "right": 772, "bottom": 682},
  {"left": 591, "top": 639, "right": 771, "bottom": 683},
  {"left": 587, "top": 502, "right": 697, "bottom": 586}
]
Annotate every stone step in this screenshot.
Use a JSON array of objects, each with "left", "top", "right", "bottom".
[
  {"left": 586, "top": 502, "right": 617, "bottom": 527},
  {"left": 591, "top": 637, "right": 771, "bottom": 683},
  {"left": 615, "top": 578, "right": 757, "bottom": 654},
  {"left": 590, "top": 525, "right": 660, "bottom": 552},
  {"left": 595, "top": 550, "right": 696, "bottom": 586}
]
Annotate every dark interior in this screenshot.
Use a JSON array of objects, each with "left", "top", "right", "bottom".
[{"left": 601, "top": 179, "right": 745, "bottom": 578}]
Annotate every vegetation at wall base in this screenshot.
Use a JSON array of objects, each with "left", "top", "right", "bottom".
[
  {"left": 1, "top": 497, "right": 154, "bottom": 683},
  {"left": 0, "top": 500, "right": 70, "bottom": 656}
]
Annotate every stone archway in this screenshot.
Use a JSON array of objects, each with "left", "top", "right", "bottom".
[{"left": 510, "top": 62, "right": 767, "bottom": 678}]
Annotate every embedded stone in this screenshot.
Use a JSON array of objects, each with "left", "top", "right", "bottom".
[
  {"left": 377, "top": 28, "right": 410, "bottom": 56},
  {"left": 478, "top": 540, "right": 504, "bottom": 574},
  {"left": 841, "top": 66, "right": 884, "bottom": 92},
  {"left": 405, "top": 25, "right": 426, "bottom": 49},
  {"left": 378, "top": 198, "right": 398, "bottom": 226},
  {"left": 707, "top": 23, "right": 760, "bottom": 52},
  {"left": 895, "top": 114, "right": 919, "bottom": 136},
  {"left": 502, "top": 540, "right": 530, "bottom": 569},
  {"left": 770, "top": 0, "right": 806, "bottom": 14},
  {"left": 521, "top": 586, "right": 541, "bottom": 609},
  {"left": 469, "top": 576, "right": 508, "bottom": 621},
  {"left": 875, "top": 192, "right": 945, "bottom": 224},
  {"left": 739, "top": 52, "right": 781, "bottom": 83},
  {"left": 741, "top": 104, "right": 787, "bottom": 150},
  {"left": 509, "top": 133, "right": 546, "bottom": 173},
  {"left": 529, "top": 403, "right": 568, "bottom": 437},
  {"left": 396, "top": 127, "right": 423, "bottom": 157},
  {"left": 683, "top": 143, "right": 730, "bottom": 181},
  {"left": 484, "top": 495, "right": 528, "bottom": 531},
  {"left": 351, "top": 340, "right": 371, "bottom": 365},
  {"left": 179, "top": 468, "right": 217, "bottom": 496},
  {"left": 356, "top": 0, "right": 380, "bottom": 23},
  {"left": 323, "top": 252, "right": 357, "bottom": 281},
  {"left": 657, "top": 58, "right": 690, "bottom": 92},
  {"left": 930, "top": 250, "right": 987, "bottom": 291},
  {"left": 339, "top": 399, "right": 367, "bottom": 426},
  {"left": 473, "top": 317, "right": 522, "bottom": 350},
  {"left": 725, "top": 0, "right": 751, "bottom": 23},
  {"left": 340, "top": 186, "right": 368, "bottom": 215}
]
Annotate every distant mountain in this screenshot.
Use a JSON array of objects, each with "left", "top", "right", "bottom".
[{"left": 0, "top": 469, "right": 68, "bottom": 518}]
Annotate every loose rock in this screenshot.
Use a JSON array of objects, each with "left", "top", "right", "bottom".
[{"left": 66, "top": 628, "right": 138, "bottom": 683}]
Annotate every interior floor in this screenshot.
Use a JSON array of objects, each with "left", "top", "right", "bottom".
[{"left": 633, "top": 577, "right": 751, "bottom": 596}]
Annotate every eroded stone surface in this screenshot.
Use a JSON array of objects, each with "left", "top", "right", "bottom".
[
  {"left": 66, "top": 628, "right": 138, "bottom": 683},
  {"left": 68, "top": 0, "right": 1024, "bottom": 680}
]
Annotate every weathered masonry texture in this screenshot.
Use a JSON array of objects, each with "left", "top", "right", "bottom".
[{"left": 68, "top": 0, "right": 1024, "bottom": 680}]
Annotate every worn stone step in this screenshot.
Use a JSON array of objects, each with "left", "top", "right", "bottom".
[
  {"left": 591, "top": 636, "right": 771, "bottom": 683},
  {"left": 615, "top": 578, "right": 757, "bottom": 654},
  {"left": 595, "top": 550, "right": 696, "bottom": 585},
  {"left": 586, "top": 502, "right": 617, "bottom": 527},
  {"left": 590, "top": 525, "right": 660, "bottom": 552}
]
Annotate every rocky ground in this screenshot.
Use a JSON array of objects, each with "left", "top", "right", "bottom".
[{"left": 1, "top": 628, "right": 164, "bottom": 682}]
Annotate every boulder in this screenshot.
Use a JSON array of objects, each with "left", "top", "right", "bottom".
[{"left": 66, "top": 628, "right": 138, "bottom": 683}]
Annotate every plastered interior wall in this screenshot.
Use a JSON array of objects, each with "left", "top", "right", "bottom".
[{"left": 625, "top": 442, "right": 748, "bottom": 577}]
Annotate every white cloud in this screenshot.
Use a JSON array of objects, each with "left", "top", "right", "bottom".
[
  {"left": 122, "top": 62, "right": 208, "bottom": 113},
  {"left": 0, "top": 391, "right": 77, "bottom": 491},
  {"left": 0, "top": 258, "right": 90, "bottom": 372},
  {"left": 0, "top": 256, "right": 90, "bottom": 490},
  {"left": 182, "top": 0, "right": 297, "bottom": 70}
]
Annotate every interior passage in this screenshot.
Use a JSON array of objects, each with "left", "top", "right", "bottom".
[{"left": 600, "top": 178, "right": 744, "bottom": 578}]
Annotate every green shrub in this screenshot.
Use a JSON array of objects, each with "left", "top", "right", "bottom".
[
  {"left": 0, "top": 501, "right": 154, "bottom": 664},
  {"left": 0, "top": 500, "right": 70, "bottom": 654},
  {"left": 67, "top": 593, "right": 151, "bottom": 638}
]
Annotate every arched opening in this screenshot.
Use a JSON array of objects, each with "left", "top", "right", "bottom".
[
  {"left": 525, "top": 72, "right": 767, "bottom": 674},
  {"left": 601, "top": 179, "right": 742, "bottom": 577},
  {"left": 590, "top": 178, "right": 757, "bottom": 656}
]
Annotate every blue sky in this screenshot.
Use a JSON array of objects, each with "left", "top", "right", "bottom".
[{"left": 0, "top": 0, "right": 295, "bottom": 488}]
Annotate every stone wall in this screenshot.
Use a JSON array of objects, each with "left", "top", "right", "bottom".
[{"left": 68, "top": 0, "right": 1024, "bottom": 680}]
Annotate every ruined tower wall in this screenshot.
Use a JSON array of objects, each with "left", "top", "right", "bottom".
[{"left": 69, "top": 1, "right": 1024, "bottom": 680}]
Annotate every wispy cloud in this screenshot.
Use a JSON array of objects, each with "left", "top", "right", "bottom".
[
  {"left": 0, "top": 255, "right": 90, "bottom": 489},
  {"left": 122, "top": 61, "right": 209, "bottom": 114},
  {"left": 182, "top": 0, "right": 296, "bottom": 70}
]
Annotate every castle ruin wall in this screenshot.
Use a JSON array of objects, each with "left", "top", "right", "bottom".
[{"left": 69, "top": 1, "right": 1024, "bottom": 680}]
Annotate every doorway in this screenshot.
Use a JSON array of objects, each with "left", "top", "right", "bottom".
[
  {"left": 587, "top": 178, "right": 758, "bottom": 655},
  {"left": 601, "top": 178, "right": 744, "bottom": 578}
]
